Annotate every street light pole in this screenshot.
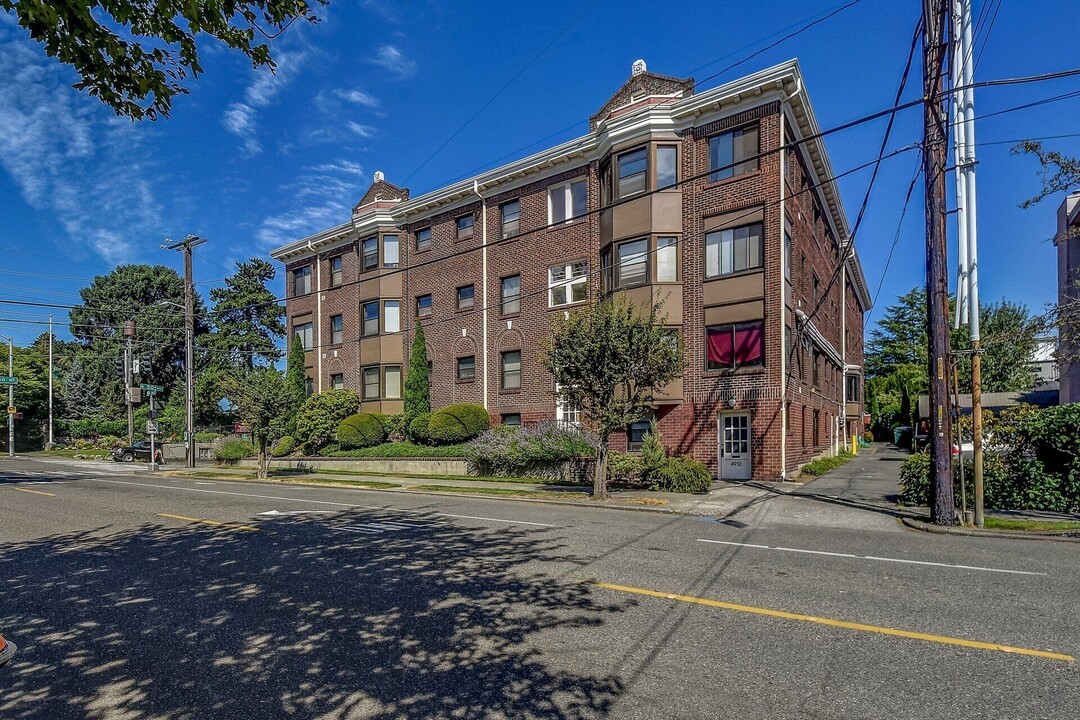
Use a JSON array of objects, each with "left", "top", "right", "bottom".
[
  {"left": 164, "top": 235, "right": 206, "bottom": 468},
  {"left": 1, "top": 332, "right": 13, "bottom": 458}
]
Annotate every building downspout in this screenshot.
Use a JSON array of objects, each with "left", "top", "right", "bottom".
[
  {"left": 841, "top": 248, "right": 848, "bottom": 452},
  {"left": 308, "top": 240, "right": 323, "bottom": 393},
  {"left": 474, "top": 180, "right": 489, "bottom": 410},
  {"left": 778, "top": 91, "right": 792, "bottom": 480}
]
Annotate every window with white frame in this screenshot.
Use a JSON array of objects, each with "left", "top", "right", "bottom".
[
  {"left": 554, "top": 384, "right": 581, "bottom": 426},
  {"left": 548, "top": 260, "right": 587, "bottom": 307},
  {"left": 548, "top": 179, "right": 587, "bottom": 224},
  {"left": 384, "top": 300, "right": 400, "bottom": 334}
]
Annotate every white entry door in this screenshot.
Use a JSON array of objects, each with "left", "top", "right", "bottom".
[{"left": 719, "top": 413, "right": 752, "bottom": 480}]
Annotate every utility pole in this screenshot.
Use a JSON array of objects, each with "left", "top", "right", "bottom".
[
  {"left": 124, "top": 320, "right": 135, "bottom": 445},
  {"left": 165, "top": 234, "right": 206, "bottom": 468},
  {"left": 6, "top": 334, "right": 13, "bottom": 458},
  {"left": 924, "top": 0, "right": 955, "bottom": 525},
  {"left": 48, "top": 315, "right": 54, "bottom": 447}
]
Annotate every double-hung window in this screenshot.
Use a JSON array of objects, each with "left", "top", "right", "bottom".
[
  {"left": 501, "top": 200, "right": 520, "bottom": 238},
  {"left": 330, "top": 373, "right": 344, "bottom": 390},
  {"left": 293, "top": 266, "right": 311, "bottom": 295},
  {"left": 330, "top": 315, "right": 343, "bottom": 344},
  {"left": 383, "top": 235, "right": 399, "bottom": 267},
  {"left": 548, "top": 261, "right": 587, "bottom": 307},
  {"left": 457, "top": 356, "right": 476, "bottom": 382},
  {"left": 617, "top": 147, "right": 647, "bottom": 198},
  {"left": 656, "top": 237, "right": 677, "bottom": 282},
  {"left": 706, "top": 321, "right": 764, "bottom": 371},
  {"left": 604, "top": 238, "right": 648, "bottom": 291},
  {"left": 656, "top": 145, "right": 677, "bottom": 189},
  {"left": 501, "top": 350, "right": 521, "bottom": 391},
  {"left": 385, "top": 366, "right": 402, "bottom": 399},
  {"left": 362, "top": 366, "right": 380, "bottom": 400},
  {"left": 456, "top": 215, "right": 474, "bottom": 239},
  {"left": 554, "top": 384, "right": 581, "bottom": 426},
  {"left": 416, "top": 227, "right": 432, "bottom": 251},
  {"left": 627, "top": 420, "right": 651, "bottom": 452},
  {"left": 362, "top": 301, "right": 379, "bottom": 337},
  {"left": 705, "top": 222, "right": 763, "bottom": 278},
  {"left": 457, "top": 284, "right": 475, "bottom": 310},
  {"left": 362, "top": 236, "right": 379, "bottom": 271},
  {"left": 549, "top": 179, "right": 587, "bottom": 223},
  {"left": 383, "top": 300, "right": 400, "bottom": 334},
  {"left": 501, "top": 275, "right": 521, "bottom": 315},
  {"left": 708, "top": 124, "right": 759, "bottom": 181},
  {"left": 329, "top": 256, "right": 343, "bottom": 287},
  {"left": 293, "top": 322, "right": 313, "bottom": 350},
  {"left": 416, "top": 294, "right": 432, "bottom": 318}
]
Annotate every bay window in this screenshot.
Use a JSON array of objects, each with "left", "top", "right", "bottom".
[
  {"left": 362, "top": 301, "right": 379, "bottom": 337},
  {"left": 362, "top": 236, "right": 379, "bottom": 271},
  {"left": 706, "top": 321, "right": 764, "bottom": 371},
  {"left": 385, "top": 366, "right": 402, "bottom": 399},
  {"left": 656, "top": 237, "right": 677, "bottom": 282},
  {"left": 383, "top": 300, "right": 400, "bottom": 334},
  {"left": 617, "top": 147, "right": 647, "bottom": 198},
  {"left": 383, "top": 235, "right": 399, "bottom": 267}
]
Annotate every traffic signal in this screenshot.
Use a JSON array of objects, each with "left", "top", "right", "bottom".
[
  {"left": 140, "top": 357, "right": 152, "bottom": 376},
  {"left": 115, "top": 355, "right": 126, "bottom": 379}
]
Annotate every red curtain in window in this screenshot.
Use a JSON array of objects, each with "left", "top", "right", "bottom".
[
  {"left": 734, "top": 322, "right": 764, "bottom": 364},
  {"left": 707, "top": 326, "right": 734, "bottom": 366}
]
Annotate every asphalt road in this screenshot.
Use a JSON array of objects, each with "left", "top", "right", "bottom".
[{"left": 1, "top": 455, "right": 1076, "bottom": 719}]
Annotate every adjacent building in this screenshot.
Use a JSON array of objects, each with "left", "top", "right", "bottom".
[
  {"left": 271, "top": 59, "right": 870, "bottom": 481},
  {"left": 1056, "top": 191, "right": 1080, "bottom": 404}
]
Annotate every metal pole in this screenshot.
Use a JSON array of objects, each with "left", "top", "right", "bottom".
[
  {"left": 48, "top": 315, "right": 54, "bottom": 446},
  {"left": 7, "top": 337, "right": 13, "bottom": 458},
  {"left": 125, "top": 328, "right": 134, "bottom": 446},
  {"left": 149, "top": 395, "right": 157, "bottom": 472},
  {"left": 924, "top": 0, "right": 955, "bottom": 525}
]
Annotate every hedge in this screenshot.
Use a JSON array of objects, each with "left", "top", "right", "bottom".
[
  {"left": 272, "top": 435, "right": 296, "bottom": 457},
  {"left": 428, "top": 404, "right": 490, "bottom": 444},
  {"left": 409, "top": 412, "right": 432, "bottom": 444},
  {"left": 464, "top": 423, "right": 595, "bottom": 480},
  {"left": 337, "top": 413, "right": 389, "bottom": 449},
  {"left": 215, "top": 439, "right": 255, "bottom": 463},
  {"left": 295, "top": 389, "right": 359, "bottom": 452},
  {"left": 326, "top": 442, "right": 467, "bottom": 458}
]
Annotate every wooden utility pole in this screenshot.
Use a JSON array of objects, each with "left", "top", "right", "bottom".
[
  {"left": 923, "top": 0, "right": 955, "bottom": 525},
  {"left": 165, "top": 234, "right": 206, "bottom": 468}
]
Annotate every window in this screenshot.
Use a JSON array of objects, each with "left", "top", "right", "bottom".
[
  {"left": 330, "top": 373, "right": 344, "bottom": 390},
  {"left": 657, "top": 145, "right": 677, "bottom": 189},
  {"left": 416, "top": 227, "right": 432, "bottom": 251},
  {"left": 456, "top": 215, "right": 474, "bottom": 239},
  {"left": 362, "top": 236, "right": 379, "bottom": 271},
  {"left": 846, "top": 375, "right": 861, "bottom": 403},
  {"left": 457, "top": 284, "right": 475, "bottom": 310},
  {"left": 813, "top": 409, "right": 820, "bottom": 446},
  {"left": 330, "top": 315, "right": 343, "bottom": 344},
  {"left": 362, "top": 366, "right": 380, "bottom": 400},
  {"left": 330, "top": 256, "right": 343, "bottom": 287},
  {"left": 293, "top": 321, "right": 313, "bottom": 350},
  {"left": 605, "top": 238, "right": 647, "bottom": 290},
  {"left": 384, "top": 235, "right": 399, "bottom": 267},
  {"left": 292, "top": 266, "right": 311, "bottom": 295},
  {"left": 617, "top": 147, "right": 647, "bottom": 198},
  {"left": 548, "top": 261, "right": 588, "bottom": 307},
  {"left": 813, "top": 350, "right": 821, "bottom": 387},
  {"left": 384, "top": 300, "right": 400, "bottom": 334},
  {"left": 501, "top": 413, "right": 521, "bottom": 426},
  {"left": 555, "top": 384, "right": 581, "bottom": 426},
  {"left": 705, "top": 222, "right": 763, "bottom": 278},
  {"left": 549, "top": 179, "right": 587, "bottom": 223},
  {"left": 501, "top": 200, "right": 520, "bottom": 238},
  {"left": 385, "top": 366, "right": 401, "bottom": 399},
  {"left": 501, "top": 350, "right": 521, "bottom": 391},
  {"left": 501, "top": 275, "right": 521, "bottom": 315},
  {"left": 416, "top": 294, "right": 432, "bottom": 318},
  {"left": 362, "top": 301, "right": 379, "bottom": 337},
  {"left": 784, "top": 230, "right": 792, "bottom": 281},
  {"left": 457, "top": 356, "right": 476, "bottom": 382},
  {"left": 706, "top": 321, "right": 764, "bottom": 371},
  {"left": 656, "top": 237, "right": 677, "bottom": 282},
  {"left": 304, "top": 377, "right": 314, "bottom": 397},
  {"left": 708, "top": 124, "right": 759, "bottom": 181},
  {"left": 627, "top": 419, "right": 651, "bottom": 452}
]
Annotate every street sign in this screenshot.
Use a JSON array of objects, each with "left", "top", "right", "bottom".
[
  {"left": 146, "top": 420, "right": 159, "bottom": 434},
  {"left": 140, "top": 383, "right": 164, "bottom": 394},
  {"left": 6, "top": 406, "right": 15, "bottom": 415},
  {"left": 0, "top": 376, "right": 17, "bottom": 386}
]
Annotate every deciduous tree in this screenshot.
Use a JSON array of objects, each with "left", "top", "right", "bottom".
[{"left": 225, "top": 368, "right": 293, "bottom": 479}]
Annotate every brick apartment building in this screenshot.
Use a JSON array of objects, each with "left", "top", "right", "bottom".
[{"left": 271, "top": 58, "right": 870, "bottom": 481}]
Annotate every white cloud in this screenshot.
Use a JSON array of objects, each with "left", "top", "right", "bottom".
[
  {"left": 347, "top": 122, "right": 377, "bottom": 138},
  {"left": 222, "top": 50, "right": 307, "bottom": 155},
  {"left": 336, "top": 89, "right": 380, "bottom": 108},
  {"left": 368, "top": 45, "right": 417, "bottom": 78},
  {"left": 361, "top": 0, "right": 403, "bottom": 23},
  {"left": 257, "top": 162, "right": 367, "bottom": 249},
  {"left": 0, "top": 30, "right": 161, "bottom": 264}
]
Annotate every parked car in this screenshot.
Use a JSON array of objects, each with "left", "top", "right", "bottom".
[
  {"left": 0, "top": 634, "right": 15, "bottom": 669},
  {"left": 111, "top": 440, "right": 164, "bottom": 464}
]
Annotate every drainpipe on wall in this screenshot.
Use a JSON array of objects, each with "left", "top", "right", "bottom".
[
  {"left": 308, "top": 240, "right": 323, "bottom": 393},
  {"left": 474, "top": 180, "right": 489, "bottom": 410},
  {"left": 840, "top": 248, "right": 848, "bottom": 453},
  {"left": 778, "top": 92, "right": 792, "bottom": 480}
]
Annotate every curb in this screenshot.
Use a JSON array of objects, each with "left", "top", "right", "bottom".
[{"left": 901, "top": 517, "right": 1080, "bottom": 543}]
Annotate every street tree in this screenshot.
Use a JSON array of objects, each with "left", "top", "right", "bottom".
[
  {"left": 404, "top": 319, "right": 430, "bottom": 424},
  {"left": 544, "top": 295, "right": 685, "bottom": 499},
  {"left": 225, "top": 368, "right": 293, "bottom": 479},
  {"left": 205, "top": 258, "right": 286, "bottom": 371},
  {"left": 1, "top": 0, "right": 326, "bottom": 120}
]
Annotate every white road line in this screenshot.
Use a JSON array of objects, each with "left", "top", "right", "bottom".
[
  {"left": 335, "top": 526, "right": 383, "bottom": 535},
  {"left": 696, "top": 539, "right": 1045, "bottom": 576},
  {"left": 86, "top": 478, "right": 557, "bottom": 529}
]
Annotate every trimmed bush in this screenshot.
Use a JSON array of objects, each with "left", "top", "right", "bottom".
[
  {"left": 428, "top": 404, "right": 490, "bottom": 444},
  {"left": 58, "top": 417, "right": 128, "bottom": 439},
  {"left": 384, "top": 413, "right": 408, "bottom": 442},
  {"left": 215, "top": 439, "right": 255, "bottom": 464},
  {"left": 295, "top": 389, "right": 359, "bottom": 453},
  {"left": 464, "top": 422, "right": 596, "bottom": 480},
  {"left": 327, "top": 442, "right": 467, "bottom": 458},
  {"left": 194, "top": 431, "right": 223, "bottom": 442},
  {"left": 336, "top": 413, "right": 389, "bottom": 449},
  {"left": 607, "top": 451, "right": 644, "bottom": 486},
  {"left": 648, "top": 455, "right": 713, "bottom": 493},
  {"left": 409, "top": 412, "right": 432, "bottom": 444},
  {"left": 272, "top": 435, "right": 296, "bottom": 458}
]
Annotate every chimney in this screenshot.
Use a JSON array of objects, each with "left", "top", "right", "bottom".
[
  {"left": 631, "top": 59, "right": 647, "bottom": 77},
  {"left": 373, "top": 170, "right": 385, "bottom": 183}
]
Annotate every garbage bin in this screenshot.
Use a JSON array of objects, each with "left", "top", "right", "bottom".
[{"left": 893, "top": 426, "right": 912, "bottom": 448}]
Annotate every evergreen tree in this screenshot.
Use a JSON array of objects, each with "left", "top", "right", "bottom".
[
  {"left": 205, "top": 258, "right": 286, "bottom": 371},
  {"left": 284, "top": 333, "right": 307, "bottom": 429},
  {"left": 404, "top": 319, "right": 430, "bottom": 423}
]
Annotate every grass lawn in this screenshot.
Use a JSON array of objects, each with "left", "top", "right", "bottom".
[
  {"left": 280, "top": 477, "right": 401, "bottom": 490},
  {"left": 799, "top": 452, "right": 854, "bottom": 478},
  {"left": 408, "top": 485, "right": 589, "bottom": 499},
  {"left": 983, "top": 517, "right": 1080, "bottom": 532},
  {"left": 32, "top": 449, "right": 111, "bottom": 460}
]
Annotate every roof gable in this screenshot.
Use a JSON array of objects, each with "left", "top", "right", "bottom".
[
  {"left": 354, "top": 173, "right": 410, "bottom": 214},
  {"left": 590, "top": 65, "right": 694, "bottom": 130}
]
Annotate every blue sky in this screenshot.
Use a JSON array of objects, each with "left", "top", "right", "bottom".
[{"left": 1, "top": 0, "right": 1078, "bottom": 347}]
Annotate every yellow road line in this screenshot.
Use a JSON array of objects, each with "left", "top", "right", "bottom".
[
  {"left": 157, "top": 513, "right": 258, "bottom": 532},
  {"left": 14, "top": 487, "right": 55, "bottom": 497},
  {"left": 592, "top": 581, "right": 1074, "bottom": 663}
]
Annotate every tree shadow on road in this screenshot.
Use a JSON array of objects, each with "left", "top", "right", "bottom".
[{"left": 0, "top": 510, "right": 627, "bottom": 719}]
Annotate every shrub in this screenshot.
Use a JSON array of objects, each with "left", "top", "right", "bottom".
[
  {"left": 295, "top": 389, "right": 359, "bottom": 453},
  {"left": 384, "top": 413, "right": 409, "bottom": 442},
  {"left": 900, "top": 451, "right": 1020, "bottom": 509},
  {"left": 272, "top": 435, "right": 296, "bottom": 457},
  {"left": 464, "top": 422, "right": 596, "bottom": 479},
  {"left": 800, "top": 451, "right": 853, "bottom": 477},
  {"left": 638, "top": 420, "right": 666, "bottom": 481},
  {"left": 648, "top": 455, "right": 713, "bottom": 493},
  {"left": 195, "top": 431, "right": 223, "bottom": 442},
  {"left": 409, "top": 412, "right": 432, "bottom": 444},
  {"left": 607, "top": 451, "right": 644, "bottom": 486},
  {"left": 60, "top": 417, "right": 128, "bottom": 439},
  {"left": 336, "top": 413, "right": 389, "bottom": 449},
  {"left": 215, "top": 439, "right": 254, "bottom": 464},
  {"left": 326, "top": 442, "right": 467, "bottom": 458},
  {"left": 428, "top": 403, "right": 490, "bottom": 445}
]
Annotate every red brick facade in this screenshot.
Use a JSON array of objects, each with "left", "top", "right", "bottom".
[{"left": 272, "top": 60, "right": 870, "bottom": 480}]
